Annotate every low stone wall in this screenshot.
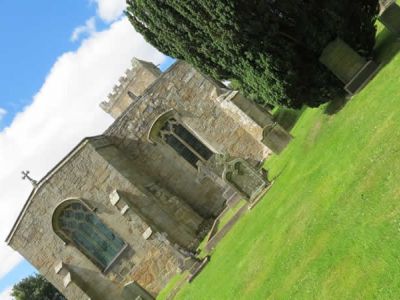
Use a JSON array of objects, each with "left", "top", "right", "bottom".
[{"left": 205, "top": 204, "right": 249, "bottom": 253}]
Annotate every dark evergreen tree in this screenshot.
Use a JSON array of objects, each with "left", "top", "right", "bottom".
[
  {"left": 11, "top": 274, "right": 66, "bottom": 300},
  {"left": 126, "top": 0, "right": 379, "bottom": 108}
]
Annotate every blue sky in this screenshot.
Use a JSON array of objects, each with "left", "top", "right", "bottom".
[
  {"left": 0, "top": 1, "right": 173, "bottom": 298},
  {"left": 0, "top": 1, "right": 100, "bottom": 129}
]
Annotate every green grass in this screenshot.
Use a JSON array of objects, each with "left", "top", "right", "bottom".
[
  {"left": 157, "top": 272, "right": 188, "bottom": 300},
  {"left": 273, "top": 106, "right": 305, "bottom": 131},
  {"left": 196, "top": 233, "right": 210, "bottom": 259},
  {"left": 172, "top": 35, "right": 400, "bottom": 299}
]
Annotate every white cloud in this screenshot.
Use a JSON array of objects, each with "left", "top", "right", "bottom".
[
  {"left": 71, "top": 17, "right": 96, "bottom": 42},
  {"left": 91, "top": 0, "right": 126, "bottom": 23},
  {"left": 0, "top": 108, "right": 6, "bottom": 121},
  {"left": 0, "top": 286, "right": 12, "bottom": 300},
  {"left": 0, "top": 17, "right": 166, "bottom": 281}
]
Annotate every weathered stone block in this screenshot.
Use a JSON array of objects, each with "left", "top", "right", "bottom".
[
  {"left": 262, "top": 123, "right": 292, "bottom": 154},
  {"left": 63, "top": 272, "right": 72, "bottom": 288},
  {"left": 109, "top": 189, "right": 121, "bottom": 206},
  {"left": 142, "top": 227, "right": 153, "bottom": 240},
  {"left": 54, "top": 261, "right": 68, "bottom": 275},
  {"left": 120, "top": 205, "right": 129, "bottom": 215}
]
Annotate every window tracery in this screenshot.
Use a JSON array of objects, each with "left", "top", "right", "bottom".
[
  {"left": 159, "top": 118, "right": 213, "bottom": 167},
  {"left": 53, "top": 200, "right": 126, "bottom": 272}
]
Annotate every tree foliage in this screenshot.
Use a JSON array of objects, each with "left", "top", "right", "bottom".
[
  {"left": 11, "top": 274, "right": 66, "bottom": 300},
  {"left": 126, "top": 0, "right": 379, "bottom": 108}
]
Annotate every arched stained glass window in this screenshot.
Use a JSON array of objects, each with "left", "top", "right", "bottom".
[
  {"left": 54, "top": 201, "right": 126, "bottom": 272},
  {"left": 159, "top": 118, "right": 213, "bottom": 167}
]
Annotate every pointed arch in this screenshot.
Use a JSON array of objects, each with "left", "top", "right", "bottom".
[
  {"left": 52, "top": 199, "right": 127, "bottom": 272},
  {"left": 148, "top": 110, "right": 213, "bottom": 168}
]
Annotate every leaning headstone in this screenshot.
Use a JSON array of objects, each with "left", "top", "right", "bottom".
[
  {"left": 379, "top": 1, "right": 400, "bottom": 36},
  {"left": 262, "top": 122, "right": 292, "bottom": 154},
  {"left": 319, "top": 38, "right": 379, "bottom": 95}
]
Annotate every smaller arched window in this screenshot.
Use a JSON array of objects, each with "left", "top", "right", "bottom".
[
  {"left": 53, "top": 200, "right": 127, "bottom": 272},
  {"left": 149, "top": 111, "right": 213, "bottom": 168}
]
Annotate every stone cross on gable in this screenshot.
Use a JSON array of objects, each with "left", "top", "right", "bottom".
[{"left": 22, "top": 170, "right": 38, "bottom": 188}]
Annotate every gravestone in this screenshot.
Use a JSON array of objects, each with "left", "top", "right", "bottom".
[
  {"left": 229, "top": 93, "right": 292, "bottom": 154},
  {"left": 319, "top": 38, "right": 379, "bottom": 95},
  {"left": 223, "top": 158, "right": 269, "bottom": 201},
  {"left": 379, "top": 2, "right": 400, "bottom": 36},
  {"left": 262, "top": 123, "right": 292, "bottom": 154}
]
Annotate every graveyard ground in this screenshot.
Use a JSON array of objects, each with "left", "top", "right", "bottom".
[{"left": 159, "top": 24, "right": 400, "bottom": 300}]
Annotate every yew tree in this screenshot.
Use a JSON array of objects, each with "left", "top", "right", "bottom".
[{"left": 126, "top": 0, "right": 379, "bottom": 108}]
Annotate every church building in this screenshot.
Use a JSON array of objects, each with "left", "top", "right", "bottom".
[{"left": 6, "top": 58, "right": 291, "bottom": 299}]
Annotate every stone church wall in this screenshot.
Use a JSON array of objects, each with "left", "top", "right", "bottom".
[
  {"left": 105, "top": 61, "right": 271, "bottom": 218},
  {"left": 8, "top": 60, "right": 275, "bottom": 300},
  {"left": 163, "top": 62, "right": 271, "bottom": 162},
  {"left": 8, "top": 139, "right": 189, "bottom": 298},
  {"left": 95, "top": 141, "right": 205, "bottom": 249}
]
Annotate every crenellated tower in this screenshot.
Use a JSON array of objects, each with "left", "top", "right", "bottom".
[{"left": 100, "top": 58, "right": 161, "bottom": 119}]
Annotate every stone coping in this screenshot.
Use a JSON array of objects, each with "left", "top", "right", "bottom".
[
  {"left": 247, "top": 181, "right": 275, "bottom": 210},
  {"left": 204, "top": 204, "right": 249, "bottom": 253},
  {"left": 187, "top": 256, "right": 210, "bottom": 283},
  {"left": 205, "top": 194, "right": 242, "bottom": 244},
  {"left": 344, "top": 60, "right": 380, "bottom": 95}
]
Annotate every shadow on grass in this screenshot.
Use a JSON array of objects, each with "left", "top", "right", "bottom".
[
  {"left": 273, "top": 106, "right": 305, "bottom": 131},
  {"left": 324, "top": 95, "right": 348, "bottom": 115}
]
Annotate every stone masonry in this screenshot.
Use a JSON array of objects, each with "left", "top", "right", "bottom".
[{"left": 6, "top": 58, "right": 292, "bottom": 299}]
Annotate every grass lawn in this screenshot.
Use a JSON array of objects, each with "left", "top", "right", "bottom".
[
  {"left": 157, "top": 272, "right": 188, "bottom": 300},
  {"left": 168, "top": 30, "right": 400, "bottom": 299}
]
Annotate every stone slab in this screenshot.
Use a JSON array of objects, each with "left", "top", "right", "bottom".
[
  {"left": 379, "top": 2, "right": 400, "bottom": 36},
  {"left": 320, "top": 38, "right": 367, "bottom": 84},
  {"left": 142, "top": 227, "right": 153, "bottom": 240},
  {"left": 187, "top": 256, "right": 210, "bottom": 283},
  {"left": 344, "top": 60, "right": 380, "bottom": 95},
  {"left": 262, "top": 123, "right": 292, "bottom": 154}
]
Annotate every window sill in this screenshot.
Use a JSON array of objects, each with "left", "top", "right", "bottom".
[{"left": 103, "top": 243, "right": 129, "bottom": 274}]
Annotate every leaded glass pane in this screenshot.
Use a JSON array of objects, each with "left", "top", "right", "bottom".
[
  {"left": 160, "top": 118, "right": 213, "bottom": 168},
  {"left": 173, "top": 124, "right": 213, "bottom": 160},
  {"left": 57, "top": 202, "right": 125, "bottom": 270},
  {"left": 165, "top": 134, "right": 199, "bottom": 167}
]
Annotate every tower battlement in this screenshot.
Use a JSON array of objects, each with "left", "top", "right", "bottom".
[{"left": 100, "top": 58, "right": 161, "bottom": 119}]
